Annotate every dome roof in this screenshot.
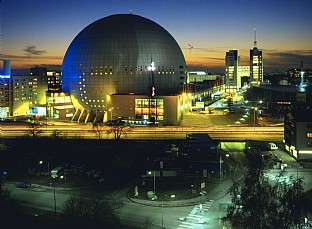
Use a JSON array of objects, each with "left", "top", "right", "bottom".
[{"left": 62, "top": 14, "right": 186, "bottom": 111}]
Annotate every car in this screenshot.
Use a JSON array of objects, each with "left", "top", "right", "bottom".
[
  {"left": 15, "top": 182, "right": 31, "bottom": 189},
  {"left": 268, "top": 142, "right": 278, "bottom": 150}
]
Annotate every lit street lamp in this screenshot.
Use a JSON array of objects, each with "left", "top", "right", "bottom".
[
  {"left": 251, "top": 107, "right": 258, "bottom": 132},
  {"left": 109, "top": 107, "right": 114, "bottom": 120},
  {"left": 148, "top": 171, "right": 157, "bottom": 199},
  {"left": 60, "top": 174, "right": 67, "bottom": 189},
  {"left": 39, "top": 160, "right": 50, "bottom": 175}
]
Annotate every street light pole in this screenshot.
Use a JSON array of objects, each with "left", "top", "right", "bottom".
[
  {"left": 153, "top": 171, "right": 156, "bottom": 198},
  {"left": 53, "top": 178, "right": 56, "bottom": 214},
  {"left": 219, "top": 155, "right": 222, "bottom": 181},
  {"left": 109, "top": 108, "right": 113, "bottom": 120},
  {"left": 161, "top": 200, "right": 164, "bottom": 228},
  {"left": 252, "top": 107, "right": 257, "bottom": 132}
]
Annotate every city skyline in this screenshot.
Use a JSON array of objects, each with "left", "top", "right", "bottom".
[{"left": 1, "top": 0, "right": 312, "bottom": 73}]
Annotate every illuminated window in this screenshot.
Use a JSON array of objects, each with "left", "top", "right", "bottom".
[{"left": 307, "top": 133, "right": 312, "bottom": 138}]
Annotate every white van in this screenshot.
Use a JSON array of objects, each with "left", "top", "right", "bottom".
[
  {"left": 268, "top": 142, "right": 278, "bottom": 150},
  {"left": 50, "top": 167, "right": 64, "bottom": 178}
]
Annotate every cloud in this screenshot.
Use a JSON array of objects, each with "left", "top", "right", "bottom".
[
  {"left": 2, "top": 53, "right": 63, "bottom": 60},
  {"left": 24, "top": 46, "right": 47, "bottom": 56},
  {"left": 264, "top": 50, "right": 312, "bottom": 69}
]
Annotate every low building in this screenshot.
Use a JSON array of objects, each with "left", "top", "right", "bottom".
[{"left": 284, "top": 110, "right": 312, "bottom": 160}]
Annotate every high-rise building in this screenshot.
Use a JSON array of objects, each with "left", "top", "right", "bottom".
[
  {"left": 0, "top": 60, "right": 12, "bottom": 117},
  {"left": 47, "top": 70, "right": 62, "bottom": 92},
  {"left": 250, "top": 28, "right": 263, "bottom": 83},
  {"left": 225, "top": 50, "right": 240, "bottom": 93},
  {"left": 12, "top": 67, "right": 48, "bottom": 116}
]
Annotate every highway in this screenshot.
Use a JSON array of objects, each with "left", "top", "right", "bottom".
[{"left": 0, "top": 123, "right": 284, "bottom": 141}]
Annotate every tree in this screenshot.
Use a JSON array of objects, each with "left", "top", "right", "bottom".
[
  {"left": 28, "top": 122, "right": 43, "bottom": 138},
  {"left": 92, "top": 122, "right": 106, "bottom": 139},
  {"left": 51, "top": 129, "right": 60, "bottom": 139},
  {"left": 63, "top": 196, "right": 120, "bottom": 228},
  {"left": 106, "top": 119, "right": 131, "bottom": 140},
  {"left": 226, "top": 167, "right": 306, "bottom": 229}
]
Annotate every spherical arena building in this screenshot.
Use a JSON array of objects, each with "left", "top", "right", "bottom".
[{"left": 62, "top": 14, "right": 187, "bottom": 123}]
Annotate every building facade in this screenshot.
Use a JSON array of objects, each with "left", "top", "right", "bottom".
[
  {"left": 225, "top": 50, "right": 240, "bottom": 93},
  {"left": 250, "top": 31, "right": 263, "bottom": 83},
  {"left": 62, "top": 14, "right": 187, "bottom": 123},
  {"left": 284, "top": 110, "right": 312, "bottom": 160},
  {"left": 12, "top": 75, "right": 48, "bottom": 116}
]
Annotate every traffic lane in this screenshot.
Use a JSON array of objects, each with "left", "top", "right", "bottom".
[{"left": 9, "top": 185, "right": 70, "bottom": 213}]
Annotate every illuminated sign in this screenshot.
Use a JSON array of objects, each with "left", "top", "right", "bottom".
[{"left": 0, "top": 75, "right": 10, "bottom": 79}]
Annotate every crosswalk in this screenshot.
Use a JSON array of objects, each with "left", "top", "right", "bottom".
[
  {"left": 263, "top": 173, "right": 292, "bottom": 185},
  {"left": 177, "top": 200, "right": 214, "bottom": 229}
]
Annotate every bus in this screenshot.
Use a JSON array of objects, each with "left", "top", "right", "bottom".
[{"left": 50, "top": 167, "right": 64, "bottom": 178}]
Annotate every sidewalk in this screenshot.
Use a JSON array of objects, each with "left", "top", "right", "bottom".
[
  {"left": 127, "top": 168, "right": 243, "bottom": 208},
  {"left": 128, "top": 192, "right": 210, "bottom": 208}
]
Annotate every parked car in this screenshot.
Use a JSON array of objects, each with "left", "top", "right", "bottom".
[
  {"left": 268, "top": 142, "right": 278, "bottom": 150},
  {"left": 15, "top": 182, "right": 31, "bottom": 189}
]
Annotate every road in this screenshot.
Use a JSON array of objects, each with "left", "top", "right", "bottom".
[
  {"left": 6, "top": 146, "right": 312, "bottom": 229},
  {"left": 6, "top": 181, "right": 231, "bottom": 229},
  {"left": 0, "top": 122, "right": 283, "bottom": 141}
]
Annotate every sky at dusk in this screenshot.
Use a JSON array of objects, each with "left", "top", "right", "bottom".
[{"left": 1, "top": 0, "right": 312, "bottom": 73}]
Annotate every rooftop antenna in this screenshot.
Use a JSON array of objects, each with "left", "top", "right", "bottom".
[
  {"left": 129, "top": 9, "right": 133, "bottom": 15},
  {"left": 253, "top": 27, "right": 257, "bottom": 48}
]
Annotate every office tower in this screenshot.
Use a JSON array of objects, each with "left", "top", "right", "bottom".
[
  {"left": 250, "top": 28, "right": 263, "bottom": 83},
  {"left": 225, "top": 50, "right": 240, "bottom": 93}
]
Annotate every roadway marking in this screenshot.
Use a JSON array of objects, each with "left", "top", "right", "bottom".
[
  {"left": 177, "top": 199, "right": 214, "bottom": 229},
  {"left": 186, "top": 216, "right": 201, "bottom": 220},
  {"left": 264, "top": 173, "right": 292, "bottom": 185},
  {"left": 182, "top": 221, "right": 197, "bottom": 225},
  {"left": 177, "top": 225, "right": 194, "bottom": 228}
]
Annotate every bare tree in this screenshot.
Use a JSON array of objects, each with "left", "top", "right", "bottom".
[
  {"left": 28, "top": 122, "right": 43, "bottom": 138},
  {"left": 92, "top": 122, "right": 106, "bottom": 139},
  {"left": 63, "top": 196, "right": 120, "bottom": 228},
  {"left": 106, "top": 120, "right": 131, "bottom": 140},
  {"left": 51, "top": 129, "right": 60, "bottom": 139}
]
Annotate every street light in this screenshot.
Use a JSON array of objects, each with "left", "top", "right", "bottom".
[
  {"left": 251, "top": 107, "right": 258, "bottom": 132},
  {"left": 53, "top": 178, "right": 56, "bottom": 214},
  {"left": 51, "top": 171, "right": 61, "bottom": 214},
  {"left": 162, "top": 194, "right": 175, "bottom": 228},
  {"left": 219, "top": 155, "right": 223, "bottom": 181},
  {"left": 109, "top": 107, "right": 114, "bottom": 120},
  {"left": 39, "top": 160, "right": 50, "bottom": 175},
  {"left": 148, "top": 171, "right": 157, "bottom": 199},
  {"left": 60, "top": 174, "right": 66, "bottom": 189}
]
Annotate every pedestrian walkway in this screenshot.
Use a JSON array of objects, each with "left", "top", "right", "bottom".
[{"left": 177, "top": 200, "right": 214, "bottom": 229}]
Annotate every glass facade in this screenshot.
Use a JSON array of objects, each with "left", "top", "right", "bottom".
[
  {"left": 135, "top": 98, "right": 164, "bottom": 121},
  {"left": 250, "top": 48, "right": 263, "bottom": 82}
]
